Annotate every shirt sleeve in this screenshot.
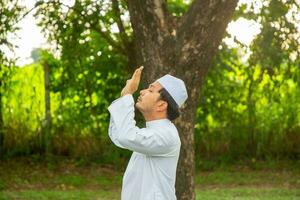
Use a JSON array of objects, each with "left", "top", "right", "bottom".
[
  {"left": 107, "top": 94, "right": 177, "bottom": 156},
  {"left": 108, "top": 116, "right": 126, "bottom": 149}
]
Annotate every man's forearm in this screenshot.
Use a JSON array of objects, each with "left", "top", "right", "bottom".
[{"left": 121, "top": 88, "right": 132, "bottom": 97}]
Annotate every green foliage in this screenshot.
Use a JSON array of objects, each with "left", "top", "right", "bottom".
[
  {"left": 193, "top": 0, "right": 300, "bottom": 166},
  {"left": 0, "top": 0, "right": 24, "bottom": 157},
  {"left": 34, "top": 0, "right": 129, "bottom": 136},
  {"left": 2, "top": 65, "right": 45, "bottom": 156},
  {"left": 4, "top": 65, "right": 44, "bottom": 130},
  {"left": 249, "top": 0, "right": 300, "bottom": 70},
  {"left": 1, "top": 61, "right": 129, "bottom": 163},
  {"left": 0, "top": 0, "right": 23, "bottom": 65},
  {"left": 195, "top": 45, "right": 300, "bottom": 162},
  {"left": 167, "top": 0, "right": 190, "bottom": 16},
  {"left": 235, "top": 0, "right": 300, "bottom": 69}
]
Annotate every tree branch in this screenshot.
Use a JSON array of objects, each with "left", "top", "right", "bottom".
[
  {"left": 111, "top": 0, "right": 129, "bottom": 46},
  {"left": 58, "top": 1, "right": 127, "bottom": 56},
  {"left": 127, "top": 0, "right": 170, "bottom": 45},
  {"left": 175, "top": 0, "right": 238, "bottom": 68},
  {"left": 90, "top": 25, "right": 127, "bottom": 55},
  {"left": 15, "top": 0, "right": 43, "bottom": 24}
]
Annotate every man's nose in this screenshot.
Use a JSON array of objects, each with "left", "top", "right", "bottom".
[{"left": 140, "top": 89, "right": 145, "bottom": 95}]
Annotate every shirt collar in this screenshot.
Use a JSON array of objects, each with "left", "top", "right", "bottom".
[{"left": 146, "top": 118, "right": 171, "bottom": 128}]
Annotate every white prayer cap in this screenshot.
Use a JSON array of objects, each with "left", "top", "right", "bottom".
[{"left": 156, "top": 74, "right": 188, "bottom": 108}]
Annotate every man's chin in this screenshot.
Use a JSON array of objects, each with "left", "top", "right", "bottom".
[
  {"left": 135, "top": 101, "right": 140, "bottom": 108},
  {"left": 135, "top": 102, "right": 142, "bottom": 111}
]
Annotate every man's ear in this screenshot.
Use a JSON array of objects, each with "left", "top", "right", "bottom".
[{"left": 157, "top": 101, "right": 168, "bottom": 112}]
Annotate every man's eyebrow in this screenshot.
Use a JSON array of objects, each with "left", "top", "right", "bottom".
[{"left": 149, "top": 84, "right": 154, "bottom": 88}]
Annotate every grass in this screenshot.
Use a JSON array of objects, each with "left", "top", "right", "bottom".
[
  {"left": 0, "top": 190, "right": 118, "bottom": 200},
  {"left": 197, "top": 188, "right": 300, "bottom": 200},
  {"left": 0, "top": 157, "right": 300, "bottom": 199}
]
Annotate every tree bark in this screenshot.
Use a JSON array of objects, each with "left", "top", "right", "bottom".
[
  {"left": 42, "top": 62, "right": 51, "bottom": 154},
  {"left": 126, "top": 0, "right": 238, "bottom": 199},
  {"left": 0, "top": 78, "right": 3, "bottom": 155}
]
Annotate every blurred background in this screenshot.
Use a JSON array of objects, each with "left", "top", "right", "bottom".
[{"left": 0, "top": 0, "right": 299, "bottom": 199}]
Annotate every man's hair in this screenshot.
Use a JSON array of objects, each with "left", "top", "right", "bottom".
[{"left": 158, "top": 88, "right": 180, "bottom": 121}]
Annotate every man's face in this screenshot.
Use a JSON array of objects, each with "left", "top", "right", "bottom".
[{"left": 135, "top": 82, "right": 165, "bottom": 114}]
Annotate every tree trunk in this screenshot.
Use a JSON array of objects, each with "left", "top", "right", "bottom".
[
  {"left": 42, "top": 62, "right": 51, "bottom": 154},
  {"left": 126, "top": 0, "right": 238, "bottom": 199},
  {"left": 0, "top": 78, "right": 3, "bottom": 155},
  {"left": 247, "top": 69, "right": 256, "bottom": 157}
]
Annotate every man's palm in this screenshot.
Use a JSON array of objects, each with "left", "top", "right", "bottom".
[{"left": 121, "top": 66, "right": 144, "bottom": 96}]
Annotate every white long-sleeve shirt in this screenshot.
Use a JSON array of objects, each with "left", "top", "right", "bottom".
[{"left": 107, "top": 94, "right": 181, "bottom": 200}]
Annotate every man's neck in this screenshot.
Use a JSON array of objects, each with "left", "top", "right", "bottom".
[{"left": 143, "top": 113, "right": 167, "bottom": 122}]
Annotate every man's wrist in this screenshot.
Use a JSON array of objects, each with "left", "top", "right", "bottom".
[{"left": 121, "top": 90, "right": 133, "bottom": 97}]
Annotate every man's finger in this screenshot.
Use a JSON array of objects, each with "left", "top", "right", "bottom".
[
  {"left": 133, "top": 66, "right": 144, "bottom": 79},
  {"left": 135, "top": 67, "right": 143, "bottom": 78},
  {"left": 133, "top": 66, "right": 143, "bottom": 75}
]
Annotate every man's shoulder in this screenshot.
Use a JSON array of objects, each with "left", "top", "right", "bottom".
[{"left": 147, "top": 125, "right": 180, "bottom": 146}]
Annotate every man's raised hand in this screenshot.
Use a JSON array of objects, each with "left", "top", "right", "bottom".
[{"left": 121, "top": 66, "right": 144, "bottom": 96}]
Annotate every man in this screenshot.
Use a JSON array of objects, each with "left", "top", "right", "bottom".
[{"left": 107, "top": 66, "right": 188, "bottom": 200}]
